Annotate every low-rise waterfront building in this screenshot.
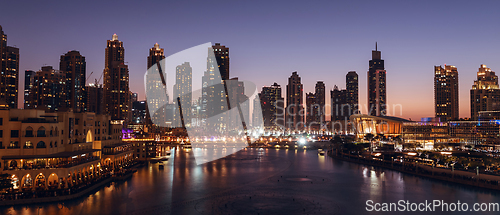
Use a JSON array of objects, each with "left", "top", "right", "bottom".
[{"left": 0, "top": 108, "right": 133, "bottom": 191}]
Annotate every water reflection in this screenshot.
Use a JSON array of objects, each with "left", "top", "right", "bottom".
[{"left": 2, "top": 149, "right": 500, "bottom": 214}]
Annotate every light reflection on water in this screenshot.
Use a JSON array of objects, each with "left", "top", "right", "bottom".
[{"left": 1, "top": 148, "right": 500, "bottom": 214}]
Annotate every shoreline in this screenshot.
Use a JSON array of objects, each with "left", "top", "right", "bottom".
[
  {"left": 328, "top": 150, "right": 500, "bottom": 192},
  {"left": 0, "top": 170, "right": 136, "bottom": 207}
]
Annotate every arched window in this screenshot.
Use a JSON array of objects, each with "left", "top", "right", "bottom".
[
  {"left": 37, "top": 127, "right": 46, "bottom": 137},
  {"left": 50, "top": 127, "right": 53, "bottom": 137},
  {"left": 25, "top": 127, "right": 34, "bottom": 137},
  {"left": 55, "top": 127, "right": 58, "bottom": 136},
  {"left": 36, "top": 141, "right": 46, "bottom": 148},
  {"left": 8, "top": 141, "right": 19, "bottom": 149},
  {"left": 54, "top": 141, "right": 58, "bottom": 147},
  {"left": 24, "top": 141, "right": 33, "bottom": 149}
]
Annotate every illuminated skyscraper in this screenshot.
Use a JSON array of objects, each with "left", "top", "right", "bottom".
[
  {"left": 434, "top": 65, "right": 459, "bottom": 121},
  {"left": 24, "top": 70, "right": 35, "bottom": 109},
  {"left": 331, "top": 71, "right": 359, "bottom": 122},
  {"left": 470, "top": 64, "right": 500, "bottom": 120},
  {"left": 367, "top": 43, "right": 386, "bottom": 116},
  {"left": 212, "top": 43, "right": 229, "bottom": 81},
  {"left": 314, "top": 81, "right": 325, "bottom": 123},
  {"left": 259, "top": 82, "right": 284, "bottom": 128},
  {"left": 286, "top": 71, "right": 304, "bottom": 130},
  {"left": 29, "top": 66, "right": 66, "bottom": 111},
  {"left": 346, "top": 71, "right": 359, "bottom": 116},
  {"left": 146, "top": 43, "right": 167, "bottom": 127},
  {"left": 0, "top": 25, "right": 19, "bottom": 109},
  {"left": 103, "top": 34, "right": 129, "bottom": 120},
  {"left": 201, "top": 43, "right": 229, "bottom": 130},
  {"left": 331, "top": 86, "right": 347, "bottom": 122},
  {"left": 60, "top": 50, "right": 86, "bottom": 112},
  {"left": 306, "top": 92, "right": 317, "bottom": 125},
  {"left": 174, "top": 62, "right": 192, "bottom": 126}
]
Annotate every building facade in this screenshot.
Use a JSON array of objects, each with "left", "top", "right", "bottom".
[
  {"left": 145, "top": 43, "right": 166, "bottom": 128},
  {"left": 367, "top": 44, "right": 386, "bottom": 116},
  {"left": 212, "top": 43, "right": 229, "bottom": 81},
  {"left": 0, "top": 26, "right": 19, "bottom": 109},
  {"left": 174, "top": 62, "right": 192, "bottom": 127},
  {"left": 434, "top": 65, "right": 459, "bottom": 121},
  {"left": 23, "top": 70, "right": 35, "bottom": 109},
  {"left": 103, "top": 34, "right": 129, "bottom": 120},
  {"left": 286, "top": 72, "right": 304, "bottom": 130},
  {"left": 26, "top": 66, "right": 66, "bottom": 112},
  {"left": 0, "top": 109, "right": 132, "bottom": 191},
  {"left": 346, "top": 71, "right": 359, "bottom": 117},
  {"left": 470, "top": 64, "right": 500, "bottom": 120},
  {"left": 259, "top": 83, "right": 284, "bottom": 128},
  {"left": 60, "top": 51, "right": 86, "bottom": 112}
]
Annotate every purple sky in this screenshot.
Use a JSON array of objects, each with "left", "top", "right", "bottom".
[{"left": 1, "top": 0, "right": 499, "bottom": 120}]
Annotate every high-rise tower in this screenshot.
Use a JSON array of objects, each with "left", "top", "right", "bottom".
[
  {"left": 146, "top": 43, "right": 167, "bottom": 127},
  {"left": 470, "top": 64, "right": 500, "bottom": 120},
  {"left": 434, "top": 65, "right": 459, "bottom": 121},
  {"left": 314, "top": 81, "right": 325, "bottom": 123},
  {"left": 212, "top": 43, "right": 229, "bottom": 80},
  {"left": 259, "top": 82, "right": 284, "bottom": 128},
  {"left": 0, "top": 25, "right": 19, "bottom": 109},
  {"left": 346, "top": 71, "right": 359, "bottom": 116},
  {"left": 286, "top": 71, "right": 304, "bottom": 130},
  {"left": 103, "top": 34, "right": 129, "bottom": 120},
  {"left": 60, "top": 50, "right": 86, "bottom": 112},
  {"left": 174, "top": 62, "right": 192, "bottom": 126},
  {"left": 367, "top": 43, "right": 386, "bottom": 116}
]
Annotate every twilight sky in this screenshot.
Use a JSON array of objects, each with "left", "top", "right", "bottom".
[{"left": 1, "top": 0, "right": 499, "bottom": 120}]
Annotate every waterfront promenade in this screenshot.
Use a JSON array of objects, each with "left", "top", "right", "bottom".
[{"left": 330, "top": 149, "right": 500, "bottom": 191}]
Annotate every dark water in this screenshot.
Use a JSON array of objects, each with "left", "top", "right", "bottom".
[{"left": 2, "top": 148, "right": 500, "bottom": 214}]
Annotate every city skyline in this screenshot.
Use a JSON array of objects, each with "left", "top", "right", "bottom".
[{"left": 1, "top": 0, "right": 500, "bottom": 121}]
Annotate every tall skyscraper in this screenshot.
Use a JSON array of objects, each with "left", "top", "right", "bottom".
[
  {"left": 331, "top": 71, "right": 359, "bottom": 121},
  {"left": 346, "top": 71, "right": 359, "bottom": 116},
  {"left": 306, "top": 92, "right": 317, "bottom": 125},
  {"left": 367, "top": 43, "right": 386, "bottom": 116},
  {"left": 174, "top": 62, "right": 192, "bottom": 126},
  {"left": 286, "top": 71, "right": 304, "bottom": 130},
  {"left": 145, "top": 43, "right": 167, "bottom": 127},
  {"left": 470, "top": 64, "right": 500, "bottom": 120},
  {"left": 330, "top": 85, "right": 347, "bottom": 121},
  {"left": 0, "top": 25, "right": 19, "bottom": 109},
  {"left": 212, "top": 43, "right": 229, "bottom": 80},
  {"left": 24, "top": 70, "right": 35, "bottom": 109},
  {"left": 434, "top": 65, "right": 459, "bottom": 121},
  {"left": 305, "top": 81, "right": 325, "bottom": 127},
  {"left": 314, "top": 81, "right": 325, "bottom": 123},
  {"left": 103, "top": 34, "right": 129, "bottom": 120},
  {"left": 259, "top": 82, "right": 284, "bottom": 128},
  {"left": 28, "top": 66, "right": 66, "bottom": 111},
  {"left": 60, "top": 50, "right": 86, "bottom": 112},
  {"left": 227, "top": 77, "right": 249, "bottom": 128},
  {"left": 201, "top": 43, "right": 229, "bottom": 130}
]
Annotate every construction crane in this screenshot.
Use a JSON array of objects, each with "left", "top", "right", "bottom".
[
  {"left": 96, "top": 72, "right": 104, "bottom": 86},
  {"left": 86, "top": 71, "right": 94, "bottom": 84}
]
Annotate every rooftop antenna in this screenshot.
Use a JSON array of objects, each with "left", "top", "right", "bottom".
[{"left": 375, "top": 42, "right": 378, "bottom": 51}]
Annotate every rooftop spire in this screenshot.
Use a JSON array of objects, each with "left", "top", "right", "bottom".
[
  {"left": 375, "top": 42, "right": 377, "bottom": 51},
  {"left": 154, "top": 43, "right": 160, "bottom": 50},
  {"left": 112, "top": 34, "right": 118, "bottom": 41}
]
